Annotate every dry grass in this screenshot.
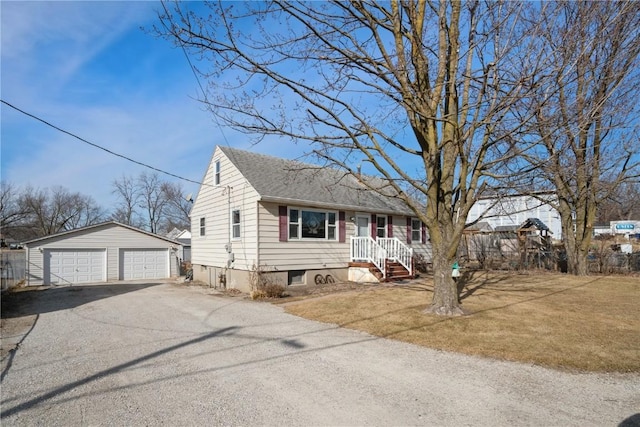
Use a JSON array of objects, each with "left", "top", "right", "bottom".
[{"left": 282, "top": 271, "right": 640, "bottom": 372}]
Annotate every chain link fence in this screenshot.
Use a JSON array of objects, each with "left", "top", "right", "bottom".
[{"left": 1, "top": 250, "right": 26, "bottom": 291}]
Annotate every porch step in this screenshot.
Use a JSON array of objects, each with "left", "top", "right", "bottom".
[
  {"left": 385, "top": 261, "right": 413, "bottom": 282},
  {"left": 349, "top": 261, "right": 412, "bottom": 282}
]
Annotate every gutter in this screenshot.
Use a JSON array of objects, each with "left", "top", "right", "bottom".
[{"left": 259, "top": 196, "right": 414, "bottom": 217}]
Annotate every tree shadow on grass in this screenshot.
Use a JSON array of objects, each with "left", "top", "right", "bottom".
[{"left": 457, "top": 270, "right": 511, "bottom": 301}]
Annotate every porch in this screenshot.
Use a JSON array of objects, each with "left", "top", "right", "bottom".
[{"left": 349, "top": 237, "right": 414, "bottom": 282}]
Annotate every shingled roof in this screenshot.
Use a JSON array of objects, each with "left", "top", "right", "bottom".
[
  {"left": 219, "top": 146, "right": 414, "bottom": 215},
  {"left": 519, "top": 218, "right": 552, "bottom": 233}
]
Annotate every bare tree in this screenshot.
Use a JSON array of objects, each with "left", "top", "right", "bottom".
[
  {"left": 520, "top": 1, "right": 640, "bottom": 275},
  {"left": 161, "top": 181, "right": 192, "bottom": 231},
  {"left": 63, "top": 193, "right": 107, "bottom": 230},
  {"left": 19, "top": 186, "right": 106, "bottom": 238},
  {"left": 111, "top": 174, "right": 142, "bottom": 227},
  {"left": 0, "top": 182, "right": 31, "bottom": 242},
  {"left": 598, "top": 182, "right": 640, "bottom": 223},
  {"left": 157, "top": 0, "right": 541, "bottom": 315},
  {"left": 138, "top": 172, "right": 168, "bottom": 234},
  {"left": 111, "top": 173, "right": 191, "bottom": 233}
]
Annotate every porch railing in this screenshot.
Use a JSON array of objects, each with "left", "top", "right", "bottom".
[
  {"left": 350, "top": 236, "right": 387, "bottom": 279},
  {"left": 377, "top": 237, "right": 413, "bottom": 276},
  {"left": 350, "top": 236, "right": 414, "bottom": 278}
]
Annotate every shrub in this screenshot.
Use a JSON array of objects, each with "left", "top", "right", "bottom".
[
  {"left": 413, "top": 254, "right": 431, "bottom": 273},
  {"left": 249, "top": 263, "right": 286, "bottom": 299}
]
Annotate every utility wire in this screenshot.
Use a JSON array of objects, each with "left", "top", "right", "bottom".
[
  {"left": 1, "top": 99, "right": 212, "bottom": 187},
  {"left": 160, "top": 0, "right": 233, "bottom": 150}
]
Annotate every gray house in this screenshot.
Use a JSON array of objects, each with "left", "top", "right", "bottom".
[
  {"left": 25, "top": 221, "right": 182, "bottom": 286},
  {"left": 190, "top": 145, "right": 433, "bottom": 291}
]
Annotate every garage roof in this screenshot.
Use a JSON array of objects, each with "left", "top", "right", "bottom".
[{"left": 24, "top": 221, "right": 181, "bottom": 246}]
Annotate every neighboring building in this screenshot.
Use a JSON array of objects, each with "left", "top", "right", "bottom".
[
  {"left": 592, "top": 225, "right": 612, "bottom": 237},
  {"left": 166, "top": 228, "right": 192, "bottom": 262},
  {"left": 24, "top": 221, "right": 182, "bottom": 286},
  {"left": 467, "top": 193, "right": 562, "bottom": 240},
  {"left": 190, "top": 145, "right": 433, "bottom": 291},
  {"left": 609, "top": 220, "right": 640, "bottom": 237}
]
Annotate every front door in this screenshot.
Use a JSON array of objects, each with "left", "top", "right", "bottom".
[{"left": 356, "top": 215, "right": 369, "bottom": 237}]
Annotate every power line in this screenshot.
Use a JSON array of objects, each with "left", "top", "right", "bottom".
[
  {"left": 160, "top": 1, "right": 235, "bottom": 152},
  {"left": 1, "top": 99, "right": 212, "bottom": 187}
]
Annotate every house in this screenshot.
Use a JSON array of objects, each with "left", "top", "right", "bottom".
[
  {"left": 24, "top": 221, "right": 182, "bottom": 286},
  {"left": 190, "top": 146, "right": 433, "bottom": 291},
  {"left": 166, "top": 228, "right": 192, "bottom": 262},
  {"left": 467, "top": 192, "right": 562, "bottom": 240}
]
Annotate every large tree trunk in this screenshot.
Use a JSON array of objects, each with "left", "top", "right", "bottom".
[
  {"left": 423, "top": 215, "right": 464, "bottom": 316},
  {"left": 563, "top": 233, "right": 590, "bottom": 276},
  {"left": 424, "top": 246, "right": 463, "bottom": 316}
]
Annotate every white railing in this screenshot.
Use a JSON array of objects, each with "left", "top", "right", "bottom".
[
  {"left": 350, "top": 236, "right": 387, "bottom": 279},
  {"left": 377, "top": 237, "right": 413, "bottom": 276},
  {"left": 350, "top": 236, "right": 414, "bottom": 278}
]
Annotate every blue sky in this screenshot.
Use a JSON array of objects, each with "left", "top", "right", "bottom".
[{"left": 1, "top": 1, "right": 308, "bottom": 208}]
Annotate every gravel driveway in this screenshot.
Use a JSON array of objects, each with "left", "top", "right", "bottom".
[{"left": 1, "top": 281, "right": 638, "bottom": 426}]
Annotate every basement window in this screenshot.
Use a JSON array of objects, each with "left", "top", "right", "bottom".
[{"left": 288, "top": 270, "right": 305, "bottom": 285}]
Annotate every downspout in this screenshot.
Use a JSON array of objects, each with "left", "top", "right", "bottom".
[
  {"left": 25, "top": 246, "right": 30, "bottom": 287},
  {"left": 255, "top": 200, "right": 260, "bottom": 267}
]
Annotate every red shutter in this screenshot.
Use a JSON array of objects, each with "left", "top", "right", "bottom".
[
  {"left": 422, "top": 222, "right": 427, "bottom": 244},
  {"left": 371, "top": 214, "right": 377, "bottom": 238},
  {"left": 279, "top": 206, "right": 288, "bottom": 242},
  {"left": 339, "top": 211, "right": 346, "bottom": 243},
  {"left": 406, "top": 217, "right": 412, "bottom": 244},
  {"left": 387, "top": 216, "right": 393, "bottom": 238}
]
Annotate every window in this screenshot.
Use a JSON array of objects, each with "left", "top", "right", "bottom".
[
  {"left": 288, "top": 208, "right": 337, "bottom": 240},
  {"left": 214, "top": 160, "right": 221, "bottom": 185},
  {"left": 327, "top": 212, "right": 336, "bottom": 240},
  {"left": 289, "top": 209, "right": 299, "bottom": 238},
  {"left": 199, "top": 217, "right": 206, "bottom": 236},
  {"left": 376, "top": 216, "right": 387, "bottom": 238},
  {"left": 411, "top": 218, "right": 422, "bottom": 243},
  {"left": 231, "top": 209, "right": 241, "bottom": 239},
  {"left": 288, "top": 270, "right": 305, "bottom": 285}
]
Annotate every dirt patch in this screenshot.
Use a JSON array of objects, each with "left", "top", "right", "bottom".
[{"left": 275, "top": 280, "right": 392, "bottom": 302}]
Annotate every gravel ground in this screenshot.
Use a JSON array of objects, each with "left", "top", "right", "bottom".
[{"left": 1, "top": 281, "right": 639, "bottom": 426}]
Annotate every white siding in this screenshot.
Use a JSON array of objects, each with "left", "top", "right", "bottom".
[
  {"left": 258, "top": 202, "right": 353, "bottom": 270},
  {"left": 190, "top": 147, "right": 261, "bottom": 271},
  {"left": 26, "top": 223, "right": 180, "bottom": 286},
  {"left": 468, "top": 194, "right": 562, "bottom": 238},
  {"left": 390, "top": 215, "right": 433, "bottom": 261}
]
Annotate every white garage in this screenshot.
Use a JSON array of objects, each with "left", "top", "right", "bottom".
[
  {"left": 46, "top": 249, "right": 106, "bottom": 285},
  {"left": 25, "top": 222, "right": 182, "bottom": 286},
  {"left": 120, "top": 249, "right": 168, "bottom": 280}
]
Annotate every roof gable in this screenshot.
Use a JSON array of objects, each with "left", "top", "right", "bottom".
[{"left": 219, "top": 146, "right": 413, "bottom": 215}]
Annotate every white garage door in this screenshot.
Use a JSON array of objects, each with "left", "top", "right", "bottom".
[
  {"left": 46, "top": 249, "right": 106, "bottom": 285},
  {"left": 120, "top": 249, "right": 168, "bottom": 280}
]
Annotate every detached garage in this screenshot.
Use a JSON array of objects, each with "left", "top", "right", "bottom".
[{"left": 25, "top": 221, "right": 181, "bottom": 286}]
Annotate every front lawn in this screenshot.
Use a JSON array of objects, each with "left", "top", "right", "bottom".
[{"left": 281, "top": 272, "right": 640, "bottom": 372}]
